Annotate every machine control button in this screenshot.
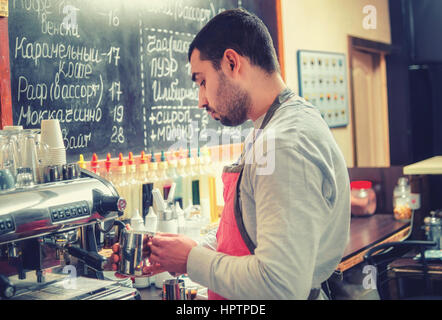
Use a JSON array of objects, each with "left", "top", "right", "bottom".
[
  {"left": 49, "top": 202, "right": 91, "bottom": 223},
  {"left": 5, "top": 220, "right": 13, "bottom": 230},
  {"left": 0, "top": 221, "right": 4, "bottom": 230},
  {"left": 51, "top": 209, "right": 58, "bottom": 220}
]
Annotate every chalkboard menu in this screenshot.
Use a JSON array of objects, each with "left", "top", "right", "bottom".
[{"left": 8, "top": 0, "right": 280, "bottom": 162}]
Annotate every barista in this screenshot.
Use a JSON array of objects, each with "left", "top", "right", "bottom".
[{"left": 141, "top": 8, "right": 351, "bottom": 300}]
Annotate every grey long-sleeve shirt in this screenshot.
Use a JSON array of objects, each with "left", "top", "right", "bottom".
[{"left": 187, "top": 93, "right": 351, "bottom": 300}]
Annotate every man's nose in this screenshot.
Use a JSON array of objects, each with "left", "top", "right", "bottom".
[{"left": 198, "top": 89, "right": 208, "bottom": 109}]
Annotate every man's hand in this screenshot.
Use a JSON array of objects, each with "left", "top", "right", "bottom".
[{"left": 146, "top": 232, "right": 198, "bottom": 275}]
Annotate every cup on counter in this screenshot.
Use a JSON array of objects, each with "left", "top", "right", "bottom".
[
  {"left": 162, "top": 278, "right": 187, "bottom": 300},
  {"left": 40, "top": 119, "right": 64, "bottom": 149},
  {"left": 63, "top": 163, "right": 81, "bottom": 180},
  {"left": 40, "top": 119, "right": 67, "bottom": 166},
  {"left": 43, "top": 165, "right": 63, "bottom": 183}
]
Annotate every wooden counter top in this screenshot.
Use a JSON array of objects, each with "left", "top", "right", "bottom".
[{"left": 337, "top": 213, "right": 411, "bottom": 272}]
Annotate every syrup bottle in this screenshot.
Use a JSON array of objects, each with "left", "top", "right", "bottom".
[
  {"left": 156, "top": 151, "right": 170, "bottom": 200},
  {"left": 90, "top": 153, "right": 100, "bottom": 175},
  {"left": 139, "top": 151, "right": 154, "bottom": 221},
  {"left": 182, "top": 147, "right": 196, "bottom": 211},
  {"left": 127, "top": 152, "right": 141, "bottom": 220},
  {"left": 149, "top": 150, "right": 159, "bottom": 186},
  {"left": 204, "top": 148, "right": 219, "bottom": 223},
  {"left": 167, "top": 152, "right": 182, "bottom": 207},
  {"left": 103, "top": 153, "right": 113, "bottom": 183},
  {"left": 115, "top": 153, "right": 130, "bottom": 221}
]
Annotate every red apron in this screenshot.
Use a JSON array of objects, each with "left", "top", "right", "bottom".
[
  {"left": 207, "top": 88, "right": 295, "bottom": 300},
  {"left": 208, "top": 166, "right": 251, "bottom": 300}
]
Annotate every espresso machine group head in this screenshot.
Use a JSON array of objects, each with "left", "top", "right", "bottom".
[{"left": 0, "top": 168, "right": 131, "bottom": 299}]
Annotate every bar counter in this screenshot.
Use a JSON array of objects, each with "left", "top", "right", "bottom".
[{"left": 136, "top": 213, "right": 410, "bottom": 299}]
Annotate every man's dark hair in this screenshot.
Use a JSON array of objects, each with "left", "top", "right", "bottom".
[{"left": 188, "top": 8, "right": 280, "bottom": 74}]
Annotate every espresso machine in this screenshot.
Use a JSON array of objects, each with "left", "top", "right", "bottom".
[{"left": 0, "top": 167, "right": 139, "bottom": 300}]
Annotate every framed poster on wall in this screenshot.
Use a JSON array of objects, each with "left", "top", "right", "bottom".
[{"left": 297, "top": 50, "right": 349, "bottom": 128}]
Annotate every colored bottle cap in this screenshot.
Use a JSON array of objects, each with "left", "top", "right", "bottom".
[
  {"left": 118, "top": 153, "right": 124, "bottom": 166},
  {"left": 150, "top": 151, "right": 156, "bottom": 162},
  {"left": 159, "top": 151, "right": 168, "bottom": 170},
  {"left": 140, "top": 151, "right": 147, "bottom": 163},
  {"left": 139, "top": 151, "right": 148, "bottom": 173},
  {"left": 105, "top": 153, "right": 112, "bottom": 171},
  {"left": 127, "top": 152, "right": 137, "bottom": 173},
  {"left": 128, "top": 152, "right": 135, "bottom": 165},
  {"left": 91, "top": 153, "right": 99, "bottom": 167},
  {"left": 350, "top": 181, "right": 372, "bottom": 190},
  {"left": 78, "top": 154, "right": 86, "bottom": 169},
  {"left": 149, "top": 151, "right": 158, "bottom": 170},
  {"left": 118, "top": 153, "right": 126, "bottom": 174}
]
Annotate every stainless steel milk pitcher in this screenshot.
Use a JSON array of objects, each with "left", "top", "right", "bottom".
[{"left": 118, "top": 228, "right": 153, "bottom": 276}]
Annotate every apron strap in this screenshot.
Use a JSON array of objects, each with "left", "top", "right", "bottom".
[
  {"left": 234, "top": 169, "right": 256, "bottom": 254},
  {"left": 233, "top": 88, "right": 296, "bottom": 255}
]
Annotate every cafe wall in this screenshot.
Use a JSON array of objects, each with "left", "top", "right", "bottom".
[{"left": 280, "top": 0, "right": 392, "bottom": 167}]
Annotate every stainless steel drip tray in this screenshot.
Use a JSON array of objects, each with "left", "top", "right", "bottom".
[{"left": 10, "top": 274, "right": 138, "bottom": 300}]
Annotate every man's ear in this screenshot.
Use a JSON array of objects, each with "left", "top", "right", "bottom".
[{"left": 223, "top": 49, "right": 241, "bottom": 76}]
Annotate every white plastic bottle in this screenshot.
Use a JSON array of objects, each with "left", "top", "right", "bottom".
[
  {"left": 175, "top": 201, "right": 186, "bottom": 234},
  {"left": 127, "top": 152, "right": 141, "bottom": 220},
  {"left": 144, "top": 206, "right": 158, "bottom": 234},
  {"left": 130, "top": 209, "right": 145, "bottom": 232},
  {"left": 139, "top": 151, "right": 154, "bottom": 221}
]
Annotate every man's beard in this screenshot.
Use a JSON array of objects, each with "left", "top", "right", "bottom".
[{"left": 214, "top": 72, "right": 251, "bottom": 127}]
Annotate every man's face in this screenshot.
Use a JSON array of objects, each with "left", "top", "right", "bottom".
[{"left": 190, "top": 49, "right": 251, "bottom": 127}]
